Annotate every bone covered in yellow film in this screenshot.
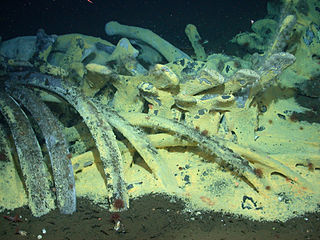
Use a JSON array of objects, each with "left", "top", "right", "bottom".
[{"left": 0, "top": 0, "right": 319, "bottom": 222}]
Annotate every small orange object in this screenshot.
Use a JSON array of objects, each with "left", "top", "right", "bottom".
[
  {"left": 98, "top": 217, "right": 102, "bottom": 221},
  {"left": 200, "top": 196, "right": 215, "bottom": 206},
  {"left": 253, "top": 168, "right": 263, "bottom": 178},
  {"left": 113, "top": 199, "right": 124, "bottom": 210},
  {"left": 308, "top": 163, "right": 314, "bottom": 171},
  {"left": 201, "top": 129, "right": 209, "bottom": 136}
]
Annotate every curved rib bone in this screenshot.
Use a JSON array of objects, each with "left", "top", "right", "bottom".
[
  {"left": 0, "top": 91, "right": 55, "bottom": 217},
  {"left": 8, "top": 72, "right": 128, "bottom": 211},
  {"left": 119, "top": 112, "right": 271, "bottom": 194},
  {"left": 8, "top": 86, "right": 76, "bottom": 214}
]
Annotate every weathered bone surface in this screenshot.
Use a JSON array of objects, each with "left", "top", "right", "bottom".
[
  {"left": 7, "top": 86, "right": 76, "bottom": 215},
  {"left": 0, "top": 91, "right": 55, "bottom": 217}
]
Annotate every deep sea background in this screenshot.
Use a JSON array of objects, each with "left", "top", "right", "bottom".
[{"left": 1, "top": 0, "right": 268, "bottom": 53}]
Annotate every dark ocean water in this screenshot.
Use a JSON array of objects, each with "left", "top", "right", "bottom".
[{"left": 1, "top": 0, "right": 268, "bottom": 52}]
